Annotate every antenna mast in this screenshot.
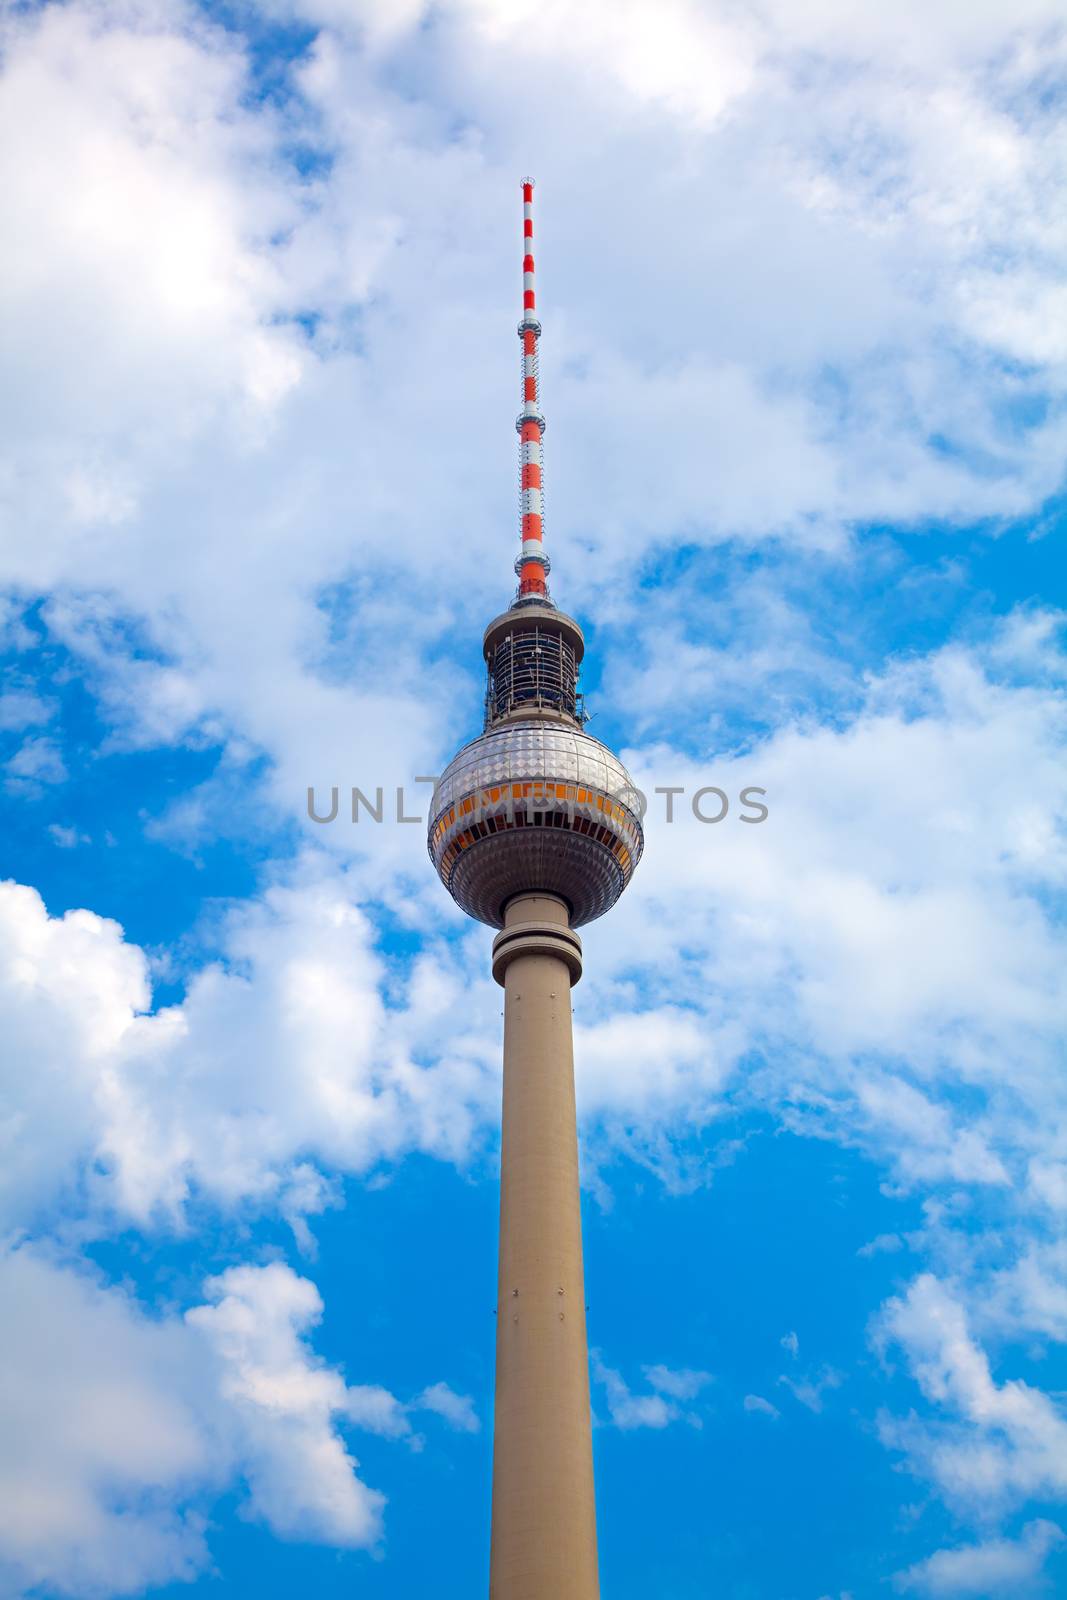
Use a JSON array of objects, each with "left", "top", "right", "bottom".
[{"left": 516, "top": 178, "right": 550, "bottom": 604}]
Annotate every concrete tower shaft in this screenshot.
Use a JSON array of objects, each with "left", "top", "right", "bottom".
[{"left": 490, "top": 893, "right": 597, "bottom": 1600}]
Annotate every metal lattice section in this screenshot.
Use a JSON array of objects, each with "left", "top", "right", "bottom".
[{"left": 486, "top": 623, "right": 582, "bottom": 726}]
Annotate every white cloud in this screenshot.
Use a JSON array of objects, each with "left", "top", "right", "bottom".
[
  {"left": 2, "top": 611, "right": 1064, "bottom": 1421},
  {"left": 0, "top": 1251, "right": 412, "bottom": 1594},
  {"left": 0, "top": 687, "right": 53, "bottom": 732},
  {"left": 0, "top": 1246, "right": 479, "bottom": 1593},
  {"left": 743, "top": 1394, "right": 780, "bottom": 1420},
  {"left": 592, "top": 1354, "right": 710, "bottom": 1430},
  {"left": 877, "top": 1275, "right": 1067, "bottom": 1513},
  {"left": 4, "top": 733, "right": 67, "bottom": 793},
  {"left": 186, "top": 1261, "right": 391, "bottom": 1546},
  {"left": 0, "top": 0, "right": 1065, "bottom": 835},
  {"left": 454, "top": 0, "right": 759, "bottom": 129},
  {"left": 0, "top": 0, "right": 306, "bottom": 505},
  {"left": 48, "top": 823, "right": 90, "bottom": 849},
  {"left": 413, "top": 1382, "right": 480, "bottom": 1434},
  {"left": 0, "top": 1248, "right": 210, "bottom": 1597},
  {"left": 980, "top": 1242, "right": 1067, "bottom": 1346},
  {"left": 0, "top": 616, "right": 1062, "bottom": 1584},
  {"left": 778, "top": 1367, "right": 843, "bottom": 1414},
  {"left": 780, "top": 1330, "right": 799, "bottom": 1357},
  {"left": 858, "top": 1234, "right": 906, "bottom": 1259},
  {"left": 643, "top": 1364, "right": 713, "bottom": 1402},
  {"left": 1, "top": 0, "right": 1066, "bottom": 1572},
  {"left": 575, "top": 1007, "right": 731, "bottom": 1123},
  {"left": 895, "top": 1519, "right": 1064, "bottom": 1597},
  {"left": 0, "top": 865, "right": 499, "bottom": 1239},
  {"left": 582, "top": 615, "right": 1067, "bottom": 1200}
]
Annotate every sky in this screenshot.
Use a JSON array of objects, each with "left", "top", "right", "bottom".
[{"left": 1, "top": 1, "right": 1067, "bottom": 1596}]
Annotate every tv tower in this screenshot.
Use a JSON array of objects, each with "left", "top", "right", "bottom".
[{"left": 429, "top": 180, "right": 644, "bottom": 1599}]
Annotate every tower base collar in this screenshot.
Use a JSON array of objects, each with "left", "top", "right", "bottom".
[{"left": 491, "top": 921, "right": 583, "bottom": 987}]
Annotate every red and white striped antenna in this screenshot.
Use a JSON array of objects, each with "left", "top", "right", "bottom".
[{"left": 515, "top": 178, "right": 550, "bottom": 604}]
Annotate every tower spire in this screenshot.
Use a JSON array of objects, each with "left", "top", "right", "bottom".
[{"left": 516, "top": 177, "right": 549, "bottom": 604}]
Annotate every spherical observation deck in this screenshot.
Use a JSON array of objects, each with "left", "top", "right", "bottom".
[{"left": 428, "top": 719, "right": 644, "bottom": 928}]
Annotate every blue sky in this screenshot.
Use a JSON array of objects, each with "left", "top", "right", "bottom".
[{"left": 2, "top": 2, "right": 1067, "bottom": 1597}]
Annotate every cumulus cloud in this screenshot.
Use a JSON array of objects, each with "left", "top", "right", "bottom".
[
  {"left": 186, "top": 1261, "right": 393, "bottom": 1546},
  {"left": 0, "top": 1252, "right": 416, "bottom": 1594},
  {"left": 778, "top": 1368, "right": 844, "bottom": 1414},
  {"left": 1, "top": 0, "right": 1066, "bottom": 1581},
  {"left": 980, "top": 1242, "right": 1067, "bottom": 1346},
  {"left": 895, "top": 1519, "right": 1064, "bottom": 1597},
  {"left": 0, "top": 686, "right": 53, "bottom": 732},
  {"left": 643, "top": 1364, "right": 713, "bottom": 1402},
  {"left": 0, "top": 1248, "right": 210, "bottom": 1597},
  {"left": 744, "top": 1394, "right": 781, "bottom": 1420},
  {"left": 592, "top": 1354, "right": 711, "bottom": 1430},
  {"left": 1, "top": 609, "right": 1063, "bottom": 1575},
  {"left": 858, "top": 1234, "right": 906, "bottom": 1260},
  {"left": 0, "top": 866, "right": 499, "bottom": 1239},
  {"left": 575, "top": 1007, "right": 731, "bottom": 1124},
  {"left": 413, "top": 1382, "right": 481, "bottom": 1434},
  {"left": 4, "top": 733, "right": 67, "bottom": 794},
  {"left": 47, "top": 822, "right": 90, "bottom": 849},
  {"left": 0, "top": 0, "right": 306, "bottom": 499},
  {"left": 585, "top": 615, "right": 1067, "bottom": 1189},
  {"left": 877, "top": 1275, "right": 1067, "bottom": 1514},
  {"left": 1, "top": 0, "right": 1066, "bottom": 837}
]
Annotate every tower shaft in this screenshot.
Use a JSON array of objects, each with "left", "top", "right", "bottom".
[{"left": 490, "top": 893, "right": 599, "bottom": 1600}]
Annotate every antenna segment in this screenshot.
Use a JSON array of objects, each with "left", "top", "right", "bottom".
[{"left": 516, "top": 178, "right": 549, "bottom": 603}]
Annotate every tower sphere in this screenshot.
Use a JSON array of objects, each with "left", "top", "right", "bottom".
[{"left": 429, "top": 714, "right": 644, "bottom": 929}]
